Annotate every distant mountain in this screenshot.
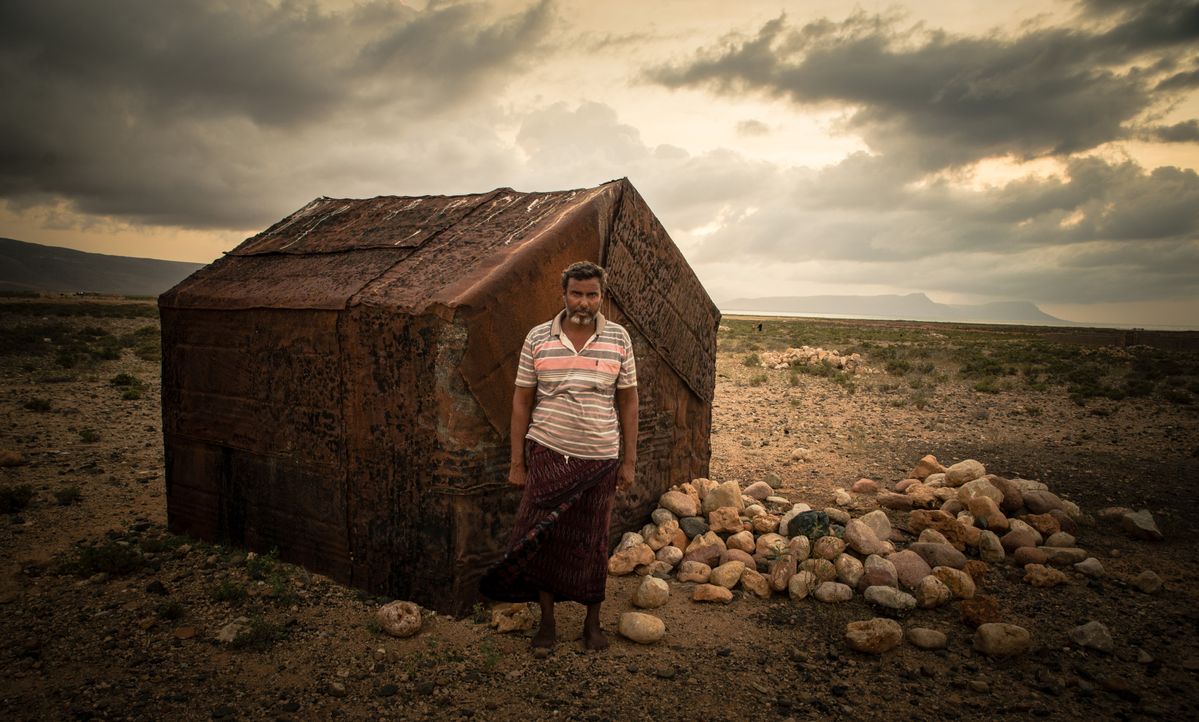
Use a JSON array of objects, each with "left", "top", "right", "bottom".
[
  {"left": 0, "top": 238, "right": 205, "bottom": 297},
  {"left": 720, "top": 293, "right": 1070, "bottom": 325}
]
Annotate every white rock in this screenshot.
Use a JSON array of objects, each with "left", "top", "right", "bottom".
[
  {"left": 1121, "top": 510, "right": 1163, "bottom": 541},
  {"left": 834, "top": 489, "right": 853, "bottom": 506},
  {"left": 632, "top": 576, "right": 670, "bottom": 609},
  {"left": 834, "top": 553, "right": 864, "bottom": 588},
  {"left": 651, "top": 508, "right": 676, "bottom": 526},
  {"left": 656, "top": 545, "right": 683, "bottom": 567},
  {"left": 616, "top": 532, "right": 645, "bottom": 552},
  {"left": 1069, "top": 621, "right": 1114, "bottom": 653},
  {"left": 978, "top": 530, "right": 1005, "bottom": 563},
  {"left": 813, "top": 582, "right": 854, "bottom": 603},
  {"left": 378, "top": 601, "right": 422, "bottom": 638},
  {"left": 618, "top": 612, "right": 665, "bottom": 644},
  {"left": 859, "top": 510, "right": 892, "bottom": 540},
  {"left": 945, "top": 459, "right": 985, "bottom": 487},
  {"left": 1073, "top": 557, "right": 1105, "bottom": 578},
  {"left": 788, "top": 570, "right": 819, "bottom": 600},
  {"left": 491, "top": 603, "right": 535, "bottom": 633},
  {"left": 864, "top": 585, "right": 917, "bottom": 612}
]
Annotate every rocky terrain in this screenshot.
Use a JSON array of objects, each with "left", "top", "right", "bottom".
[{"left": 1, "top": 300, "right": 1197, "bottom": 721}]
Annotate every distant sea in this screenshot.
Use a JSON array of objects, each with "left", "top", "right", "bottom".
[{"left": 719, "top": 309, "right": 1198, "bottom": 332}]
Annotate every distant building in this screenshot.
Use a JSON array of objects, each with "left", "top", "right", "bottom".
[{"left": 159, "top": 179, "right": 719, "bottom": 613}]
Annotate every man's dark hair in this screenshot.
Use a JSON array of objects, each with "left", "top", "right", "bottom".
[{"left": 561, "top": 261, "right": 606, "bottom": 292}]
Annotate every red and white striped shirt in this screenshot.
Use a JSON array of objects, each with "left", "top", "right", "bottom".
[{"left": 515, "top": 309, "right": 637, "bottom": 459}]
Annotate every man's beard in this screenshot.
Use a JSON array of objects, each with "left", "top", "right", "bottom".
[{"left": 569, "top": 309, "right": 595, "bottom": 325}]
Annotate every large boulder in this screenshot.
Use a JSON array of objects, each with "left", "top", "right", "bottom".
[{"left": 619, "top": 612, "right": 666, "bottom": 644}]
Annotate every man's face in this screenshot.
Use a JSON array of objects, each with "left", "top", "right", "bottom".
[{"left": 564, "top": 277, "right": 602, "bottom": 326}]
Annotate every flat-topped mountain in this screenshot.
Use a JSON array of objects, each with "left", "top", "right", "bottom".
[
  {"left": 0, "top": 238, "right": 205, "bottom": 297},
  {"left": 721, "top": 292, "right": 1069, "bottom": 325}
]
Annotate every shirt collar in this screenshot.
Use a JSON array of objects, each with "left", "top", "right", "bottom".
[{"left": 551, "top": 308, "right": 606, "bottom": 339}]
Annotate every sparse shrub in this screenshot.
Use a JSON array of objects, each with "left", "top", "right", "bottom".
[
  {"left": 63, "top": 541, "right": 143, "bottom": 576},
  {"left": 53, "top": 485, "right": 81, "bottom": 506},
  {"left": 471, "top": 602, "right": 488, "bottom": 624},
  {"left": 109, "top": 373, "right": 140, "bottom": 387},
  {"left": 1022, "top": 405, "right": 1042, "bottom": 416},
  {"left": 227, "top": 616, "right": 287, "bottom": 651},
  {"left": 1163, "top": 387, "right": 1193, "bottom": 405},
  {"left": 789, "top": 371, "right": 799, "bottom": 386},
  {"left": 122, "top": 388, "right": 142, "bottom": 400},
  {"left": 742, "top": 353, "right": 760, "bottom": 367},
  {"left": 365, "top": 617, "right": 383, "bottom": 634},
  {"left": 23, "top": 397, "right": 51, "bottom": 411},
  {"left": 479, "top": 640, "right": 502, "bottom": 670},
  {"left": 885, "top": 359, "right": 911, "bottom": 375},
  {"left": 973, "top": 377, "right": 1002, "bottom": 394},
  {"left": 79, "top": 428, "right": 100, "bottom": 443},
  {"left": 748, "top": 374, "right": 768, "bottom": 387},
  {"left": 155, "top": 601, "right": 185, "bottom": 620},
  {"left": 1, "top": 484, "right": 36, "bottom": 513},
  {"left": 911, "top": 391, "right": 931, "bottom": 410},
  {"left": 210, "top": 579, "right": 248, "bottom": 604}
]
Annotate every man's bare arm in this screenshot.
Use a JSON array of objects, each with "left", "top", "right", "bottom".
[
  {"left": 615, "top": 385, "right": 638, "bottom": 490},
  {"left": 509, "top": 385, "right": 536, "bottom": 487}
]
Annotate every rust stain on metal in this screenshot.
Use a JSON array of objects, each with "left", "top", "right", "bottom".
[{"left": 160, "top": 178, "right": 720, "bottom": 614}]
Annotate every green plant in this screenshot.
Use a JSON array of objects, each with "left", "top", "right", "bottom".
[
  {"left": 471, "top": 602, "right": 488, "bottom": 624},
  {"left": 122, "top": 388, "right": 143, "bottom": 400},
  {"left": 210, "top": 579, "right": 248, "bottom": 604},
  {"left": 62, "top": 541, "right": 143, "bottom": 576},
  {"left": 748, "top": 374, "right": 768, "bottom": 387},
  {"left": 23, "top": 397, "right": 51, "bottom": 411},
  {"left": 53, "top": 485, "right": 81, "bottom": 506},
  {"left": 742, "top": 353, "right": 761, "bottom": 367},
  {"left": 109, "top": 373, "right": 140, "bottom": 387},
  {"left": 365, "top": 617, "right": 383, "bottom": 634},
  {"left": 973, "top": 377, "right": 1002, "bottom": 394},
  {"left": 0, "top": 484, "right": 36, "bottom": 513},
  {"left": 479, "top": 640, "right": 502, "bottom": 670},
  {"left": 156, "top": 601, "right": 185, "bottom": 620},
  {"left": 79, "top": 428, "right": 100, "bottom": 443},
  {"left": 227, "top": 616, "right": 288, "bottom": 651}
]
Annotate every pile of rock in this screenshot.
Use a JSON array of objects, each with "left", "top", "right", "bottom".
[
  {"left": 609, "top": 453, "right": 1163, "bottom": 652},
  {"left": 756, "top": 346, "right": 866, "bottom": 373}
]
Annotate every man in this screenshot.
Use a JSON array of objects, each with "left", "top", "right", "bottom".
[{"left": 480, "top": 261, "right": 638, "bottom": 651}]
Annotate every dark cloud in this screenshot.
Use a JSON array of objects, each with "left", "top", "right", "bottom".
[
  {"left": 646, "top": 2, "right": 1198, "bottom": 171},
  {"left": 0, "top": 0, "right": 554, "bottom": 227},
  {"left": 735, "top": 119, "right": 771, "bottom": 136},
  {"left": 1144, "top": 119, "right": 1199, "bottom": 142}
]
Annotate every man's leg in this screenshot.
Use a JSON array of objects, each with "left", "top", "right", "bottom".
[
  {"left": 532, "top": 590, "right": 556, "bottom": 648},
  {"left": 582, "top": 601, "right": 608, "bottom": 650}
]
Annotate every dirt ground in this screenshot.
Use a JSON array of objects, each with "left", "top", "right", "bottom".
[{"left": 1, "top": 301, "right": 1197, "bottom": 721}]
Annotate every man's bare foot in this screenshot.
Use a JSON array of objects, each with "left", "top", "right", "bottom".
[
  {"left": 582, "top": 626, "right": 609, "bottom": 651},
  {"left": 531, "top": 624, "right": 556, "bottom": 649}
]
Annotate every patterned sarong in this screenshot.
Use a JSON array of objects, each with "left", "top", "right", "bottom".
[{"left": 480, "top": 440, "right": 619, "bottom": 605}]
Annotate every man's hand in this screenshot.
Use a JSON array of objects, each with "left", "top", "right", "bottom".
[
  {"left": 617, "top": 459, "right": 635, "bottom": 491},
  {"left": 508, "top": 462, "right": 527, "bottom": 488}
]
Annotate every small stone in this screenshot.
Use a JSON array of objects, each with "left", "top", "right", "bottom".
[
  {"left": 378, "top": 601, "right": 422, "bottom": 638},
  {"left": 710, "top": 561, "right": 746, "bottom": 589},
  {"left": 677, "top": 561, "right": 711, "bottom": 583},
  {"left": 790, "top": 511, "right": 830, "bottom": 540},
  {"left": 895, "top": 478, "right": 918, "bottom": 493},
  {"left": 1012, "top": 546, "right": 1048, "bottom": 567},
  {"left": 907, "top": 510, "right": 967, "bottom": 551},
  {"left": 960, "top": 596, "right": 1001, "bottom": 628},
  {"left": 851, "top": 478, "right": 879, "bottom": 494},
  {"left": 1041, "top": 546, "right": 1088, "bottom": 566},
  {"left": 813, "top": 582, "right": 854, "bottom": 603},
  {"left": 491, "top": 603, "right": 535, "bottom": 633},
  {"left": 861, "top": 555, "right": 898, "bottom": 589},
  {"left": 914, "top": 575, "right": 953, "bottom": 608},
  {"left": 1020, "top": 513, "right": 1061, "bottom": 538},
  {"left": 692, "top": 584, "right": 733, "bottom": 603},
  {"left": 834, "top": 489, "right": 853, "bottom": 506},
  {"left": 327, "top": 681, "right": 348, "bottom": 698},
  {"left": 763, "top": 471, "right": 783, "bottom": 488},
  {"left": 834, "top": 554, "right": 864, "bottom": 588},
  {"left": 918, "top": 529, "right": 949, "bottom": 545},
  {"left": 885, "top": 550, "right": 932, "bottom": 591},
  {"left": 708, "top": 507, "right": 745, "bottom": 534},
  {"left": 824, "top": 507, "right": 851, "bottom": 525},
  {"left": 1045, "top": 532, "right": 1075, "bottom": 547},
  {"left": 1073, "top": 557, "right": 1105, "bottom": 578},
  {"left": 966, "top": 496, "right": 1009, "bottom": 532},
  {"left": 907, "top": 627, "right": 947, "bottom": 650},
  {"left": 986, "top": 475, "right": 1024, "bottom": 514},
  {"left": 646, "top": 520, "right": 681, "bottom": 551},
  {"left": 799, "top": 558, "right": 837, "bottom": 584},
  {"left": 1022, "top": 490, "right": 1067, "bottom": 515},
  {"left": 963, "top": 559, "right": 989, "bottom": 582},
  {"left": 726, "top": 530, "right": 755, "bottom": 553},
  {"left": 743, "top": 481, "right": 773, "bottom": 501},
  {"left": 845, "top": 618, "right": 903, "bottom": 654},
  {"left": 903, "top": 482, "right": 938, "bottom": 508},
  {"left": 973, "top": 623, "right": 1031, "bottom": 657},
  {"left": 1132, "top": 570, "right": 1163, "bottom": 594},
  {"left": 787, "top": 535, "right": 811, "bottom": 563},
  {"left": 932, "top": 566, "right": 976, "bottom": 599},
  {"left": 864, "top": 585, "right": 916, "bottom": 612},
  {"left": 1023, "top": 564, "right": 1068, "bottom": 588},
  {"left": 618, "top": 612, "right": 665, "bottom": 644},
  {"left": 908, "top": 542, "right": 967, "bottom": 570},
  {"left": 651, "top": 508, "right": 676, "bottom": 526},
  {"left": 632, "top": 577, "right": 670, "bottom": 609},
  {"left": 945, "top": 459, "right": 985, "bottom": 487},
  {"left": 788, "top": 570, "right": 819, "bottom": 600},
  {"left": 878, "top": 492, "right": 913, "bottom": 511},
  {"left": 702, "top": 481, "right": 745, "bottom": 514},
  {"left": 978, "top": 530, "right": 1004, "bottom": 563},
  {"left": 655, "top": 545, "right": 683, "bottom": 567},
  {"left": 1001, "top": 527, "right": 1040, "bottom": 553},
  {"left": 609, "top": 543, "right": 656, "bottom": 575},
  {"left": 844, "top": 519, "right": 884, "bottom": 556},
  {"left": 812, "top": 535, "right": 846, "bottom": 561},
  {"left": 1120, "top": 510, "right": 1163, "bottom": 541},
  {"left": 616, "top": 532, "right": 646, "bottom": 552},
  {"left": 859, "top": 510, "right": 892, "bottom": 540},
  {"left": 678, "top": 516, "right": 708, "bottom": 538},
  {"left": 1069, "top": 621, "right": 1114, "bottom": 653},
  {"left": 145, "top": 579, "right": 169, "bottom": 596},
  {"left": 173, "top": 626, "right": 196, "bottom": 640},
  {"left": 217, "top": 617, "right": 252, "bottom": 644},
  {"left": 768, "top": 555, "right": 797, "bottom": 592},
  {"left": 957, "top": 478, "right": 1003, "bottom": 506},
  {"left": 910, "top": 455, "right": 945, "bottom": 480},
  {"left": 751, "top": 514, "right": 780, "bottom": 534},
  {"left": 740, "top": 568, "right": 771, "bottom": 598}
]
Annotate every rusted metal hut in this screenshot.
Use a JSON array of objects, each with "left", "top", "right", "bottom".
[{"left": 159, "top": 178, "right": 718, "bottom": 614}]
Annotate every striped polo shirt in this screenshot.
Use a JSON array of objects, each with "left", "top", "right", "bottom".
[{"left": 515, "top": 309, "right": 637, "bottom": 459}]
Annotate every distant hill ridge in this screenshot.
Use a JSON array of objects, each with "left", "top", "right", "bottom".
[
  {"left": 0, "top": 238, "right": 205, "bottom": 297},
  {"left": 721, "top": 292, "right": 1069, "bottom": 325}
]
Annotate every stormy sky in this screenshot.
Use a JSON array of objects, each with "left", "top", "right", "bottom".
[{"left": 1, "top": 0, "right": 1196, "bottom": 326}]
